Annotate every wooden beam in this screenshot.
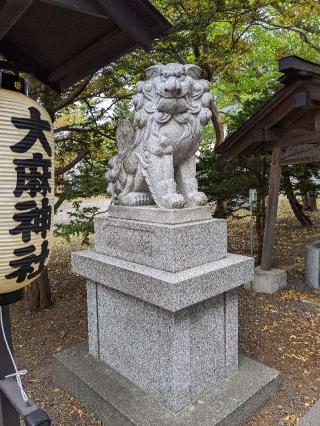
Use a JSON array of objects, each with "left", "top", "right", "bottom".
[
  {"left": 216, "top": 82, "right": 309, "bottom": 160},
  {"left": 261, "top": 147, "right": 282, "bottom": 271},
  {"left": 274, "top": 129, "right": 320, "bottom": 148},
  {"left": 281, "top": 143, "right": 320, "bottom": 165},
  {"left": 0, "top": 0, "right": 34, "bottom": 40},
  {"left": 95, "top": 0, "right": 153, "bottom": 49},
  {"left": 47, "top": 28, "right": 125, "bottom": 84},
  {"left": 53, "top": 31, "right": 137, "bottom": 90},
  {"left": 39, "top": 0, "right": 108, "bottom": 19}
]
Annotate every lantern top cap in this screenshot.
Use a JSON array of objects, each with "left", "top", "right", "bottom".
[
  {"left": 0, "top": 0, "right": 171, "bottom": 91},
  {"left": 0, "top": 71, "right": 27, "bottom": 95}
]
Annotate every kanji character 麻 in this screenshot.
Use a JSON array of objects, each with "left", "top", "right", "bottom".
[{"left": 14, "top": 153, "right": 51, "bottom": 197}]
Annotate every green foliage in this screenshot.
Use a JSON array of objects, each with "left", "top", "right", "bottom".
[
  {"left": 25, "top": 0, "right": 320, "bottom": 239},
  {"left": 199, "top": 90, "right": 272, "bottom": 215},
  {"left": 54, "top": 202, "right": 108, "bottom": 246}
]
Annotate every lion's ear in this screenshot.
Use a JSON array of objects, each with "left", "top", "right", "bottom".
[
  {"left": 185, "top": 64, "right": 202, "bottom": 79},
  {"left": 145, "top": 65, "right": 162, "bottom": 78}
]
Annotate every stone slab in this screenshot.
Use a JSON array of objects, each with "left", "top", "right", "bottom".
[
  {"left": 94, "top": 215, "right": 227, "bottom": 272},
  {"left": 298, "top": 400, "right": 320, "bottom": 425},
  {"left": 86, "top": 281, "right": 238, "bottom": 412},
  {"left": 72, "top": 250, "right": 254, "bottom": 311},
  {"left": 252, "top": 266, "right": 287, "bottom": 294},
  {"left": 105, "top": 204, "right": 213, "bottom": 224},
  {"left": 52, "top": 344, "right": 280, "bottom": 426},
  {"left": 305, "top": 240, "right": 320, "bottom": 289}
]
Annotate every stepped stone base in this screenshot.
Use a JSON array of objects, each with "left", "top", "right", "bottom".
[
  {"left": 53, "top": 344, "right": 280, "bottom": 426},
  {"left": 62, "top": 205, "right": 279, "bottom": 422}
]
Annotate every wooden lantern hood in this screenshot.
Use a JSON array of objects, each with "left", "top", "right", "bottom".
[
  {"left": 0, "top": 0, "right": 171, "bottom": 91},
  {"left": 216, "top": 56, "right": 320, "bottom": 166}
]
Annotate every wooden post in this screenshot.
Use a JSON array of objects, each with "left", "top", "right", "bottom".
[{"left": 261, "top": 147, "right": 282, "bottom": 271}]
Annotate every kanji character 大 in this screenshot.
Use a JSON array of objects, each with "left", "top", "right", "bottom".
[{"left": 11, "top": 107, "right": 52, "bottom": 156}]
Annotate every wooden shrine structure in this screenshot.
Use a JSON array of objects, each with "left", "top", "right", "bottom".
[
  {"left": 0, "top": 0, "right": 171, "bottom": 91},
  {"left": 216, "top": 56, "right": 320, "bottom": 271}
]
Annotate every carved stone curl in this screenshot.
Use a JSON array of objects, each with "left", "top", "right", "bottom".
[{"left": 106, "top": 63, "right": 213, "bottom": 209}]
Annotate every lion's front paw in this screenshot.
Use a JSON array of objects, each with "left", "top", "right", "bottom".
[
  {"left": 186, "top": 191, "right": 208, "bottom": 207},
  {"left": 162, "top": 193, "right": 185, "bottom": 209}
]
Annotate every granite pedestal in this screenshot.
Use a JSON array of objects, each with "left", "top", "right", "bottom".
[{"left": 53, "top": 206, "right": 279, "bottom": 424}]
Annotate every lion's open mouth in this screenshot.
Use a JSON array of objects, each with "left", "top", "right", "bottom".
[{"left": 157, "top": 97, "right": 187, "bottom": 114}]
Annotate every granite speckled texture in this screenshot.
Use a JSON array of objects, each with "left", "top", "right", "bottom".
[
  {"left": 87, "top": 282, "right": 238, "bottom": 412},
  {"left": 94, "top": 211, "right": 227, "bottom": 272},
  {"left": 86, "top": 281, "right": 99, "bottom": 357},
  {"left": 297, "top": 399, "right": 320, "bottom": 425},
  {"left": 73, "top": 250, "right": 253, "bottom": 312},
  {"left": 106, "top": 64, "right": 212, "bottom": 209},
  {"left": 67, "top": 206, "right": 271, "bottom": 418},
  {"left": 106, "top": 204, "right": 212, "bottom": 224},
  {"left": 52, "top": 344, "right": 280, "bottom": 426},
  {"left": 305, "top": 240, "right": 320, "bottom": 289}
]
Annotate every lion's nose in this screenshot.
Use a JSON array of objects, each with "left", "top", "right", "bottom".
[{"left": 164, "top": 77, "right": 182, "bottom": 96}]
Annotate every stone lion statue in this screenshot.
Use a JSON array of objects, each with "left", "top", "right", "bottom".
[{"left": 107, "top": 63, "right": 213, "bottom": 209}]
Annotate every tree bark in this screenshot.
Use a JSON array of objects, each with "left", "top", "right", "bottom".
[
  {"left": 283, "top": 175, "right": 313, "bottom": 226},
  {"left": 209, "top": 100, "right": 227, "bottom": 217},
  {"left": 309, "top": 195, "right": 318, "bottom": 211},
  {"left": 25, "top": 269, "right": 52, "bottom": 312},
  {"left": 302, "top": 194, "right": 318, "bottom": 211},
  {"left": 213, "top": 199, "right": 228, "bottom": 218},
  {"left": 209, "top": 102, "right": 224, "bottom": 146}
]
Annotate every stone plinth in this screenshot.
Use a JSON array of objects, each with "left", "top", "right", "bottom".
[
  {"left": 94, "top": 205, "right": 227, "bottom": 272},
  {"left": 85, "top": 281, "right": 238, "bottom": 412},
  {"left": 54, "top": 206, "right": 279, "bottom": 423},
  {"left": 53, "top": 345, "right": 280, "bottom": 426},
  {"left": 250, "top": 266, "right": 287, "bottom": 294},
  {"left": 305, "top": 240, "right": 320, "bottom": 289}
]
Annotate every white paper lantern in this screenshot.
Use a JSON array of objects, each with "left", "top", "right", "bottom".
[{"left": 0, "top": 87, "right": 54, "bottom": 294}]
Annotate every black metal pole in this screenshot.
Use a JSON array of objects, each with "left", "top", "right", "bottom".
[
  {"left": 0, "top": 294, "right": 22, "bottom": 426},
  {"left": 0, "top": 291, "right": 51, "bottom": 426}
]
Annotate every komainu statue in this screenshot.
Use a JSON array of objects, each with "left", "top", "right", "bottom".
[{"left": 107, "top": 63, "right": 213, "bottom": 209}]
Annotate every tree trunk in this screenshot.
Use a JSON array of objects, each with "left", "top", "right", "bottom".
[
  {"left": 283, "top": 176, "right": 313, "bottom": 226},
  {"left": 302, "top": 195, "right": 309, "bottom": 210},
  {"left": 213, "top": 199, "right": 228, "bottom": 218},
  {"left": 25, "top": 268, "right": 52, "bottom": 312},
  {"left": 309, "top": 196, "right": 318, "bottom": 211},
  {"left": 302, "top": 194, "right": 317, "bottom": 211},
  {"left": 210, "top": 102, "right": 224, "bottom": 146}
]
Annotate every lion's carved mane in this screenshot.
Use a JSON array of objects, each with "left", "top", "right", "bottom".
[{"left": 107, "top": 63, "right": 213, "bottom": 209}]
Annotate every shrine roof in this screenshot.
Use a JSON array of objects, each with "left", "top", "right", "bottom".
[
  {"left": 0, "top": 0, "right": 171, "bottom": 91},
  {"left": 215, "top": 56, "right": 320, "bottom": 164}
]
